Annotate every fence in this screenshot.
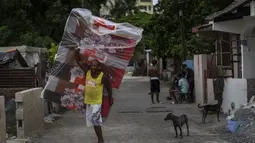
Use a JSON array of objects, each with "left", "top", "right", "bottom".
[{"left": 0, "top": 69, "right": 36, "bottom": 88}]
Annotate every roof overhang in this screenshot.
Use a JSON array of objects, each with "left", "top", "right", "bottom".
[
  {"left": 206, "top": 0, "right": 250, "bottom": 21},
  {"left": 192, "top": 24, "right": 220, "bottom": 38},
  {"left": 192, "top": 24, "right": 212, "bottom": 33},
  {"left": 193, "top": 0, "right": 252, "bottom": 37}
]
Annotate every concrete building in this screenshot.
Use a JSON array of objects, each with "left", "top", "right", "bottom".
[
  {"left": 100, "top": 0, "right": 115, "bottom": 16},
  {"left": 0, "top": 46, "right": 48, "bottom": 101},
  {"left": 193, "top": 0, "right": 255, "bottom": 113},
  {"left": 100, "top": 0, "right": 154, "bottom": 16},
  {"left": 136, "top": 0, "right": 154, "bottom": 14},
  {"left": 0, "top": 46, "right": 48, "bottom": 87}
]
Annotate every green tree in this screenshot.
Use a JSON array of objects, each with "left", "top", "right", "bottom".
[
  {"left": 115, "top": 12, "right": 152, "bottom": 60},
  {"left": 48, "top": 43, "right": 59, "bottom": 64},
  {"left": 0, "top": 26, "right": 13, "bottom": 46},
  {"left": 150, "top": 0, "right": 234, "bottom": 58},
  {"left": 0, "top": 0, "right": 107, "bottom": 47},
  {"left": 147, "top": 0, "right": 233, "bottom": 72}
]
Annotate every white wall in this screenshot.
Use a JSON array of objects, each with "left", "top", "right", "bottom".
[
  {"left": 242, "top": 36, "right": 255, "bottom": 79},
  {"left": 21, "top": 52, "right": 40, "bottom": 67},
  {"left": 207, "top": 79, "right": 217, "bottom": 104},
  {"left": 207, "top": 78, "right": 248, "bottom": 114},
  {"left": 222, "top": 79, "right": 247, "bottom": 113},
  {"left": 194, "top": 54, "right": 208, "bottom": 104}
]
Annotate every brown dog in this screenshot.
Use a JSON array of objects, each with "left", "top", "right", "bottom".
[{"left": 164, "top": 113, "right": 189, "bottom": 139}]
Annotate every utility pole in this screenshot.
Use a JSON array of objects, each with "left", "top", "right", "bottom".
[
  {"left": 177, "top": 0, "right": 189, "bottom": 62},
  {"left": 179, "top": 9, "right": 186, "bottom": 62},
  {"left": 145, "top": 49, "right": 152, "bottom": 76},
  {"left": 82, "top": 0, "right": 84, "bottom": 8}
]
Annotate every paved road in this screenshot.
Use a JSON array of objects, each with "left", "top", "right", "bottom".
[{"left": 31, "top": 76, "right": 229, "bottom": 143}]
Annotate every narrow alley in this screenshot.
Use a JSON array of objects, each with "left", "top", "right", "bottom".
[{"left": 31, "top": 77, "right": 229, "bottom": 143}]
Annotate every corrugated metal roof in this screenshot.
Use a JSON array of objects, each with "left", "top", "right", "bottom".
[
  {"left": 0, "top": 46, "right": 47, "bottom": 53},
  {"left": 0, "top": 50, "right": 29, "bottom": 68},
  {"left": 205, "top": 0, "right": 250, "bottom": 21}
]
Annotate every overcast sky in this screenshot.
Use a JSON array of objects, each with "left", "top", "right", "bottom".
[{"left": 153, "top": 0, "right": 158, "bottom": 5}]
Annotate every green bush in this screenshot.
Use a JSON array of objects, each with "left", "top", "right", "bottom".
[{"left": 48, "top": 43, "right": 58, "bottom": 64}]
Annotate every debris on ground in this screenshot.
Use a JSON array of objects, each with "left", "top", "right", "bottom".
[
  {"left": 7, "top": 137, "right": 31, "bottom": 143},
  {"left": 219, "top": 98, "right": 255, "bottom": 143},
  {"left": 44, "top": 113, "right": 61, "bottom": 124}
]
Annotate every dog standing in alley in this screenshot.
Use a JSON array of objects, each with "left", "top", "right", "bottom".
[
  {"left": 198, "top": 101, "right": 221, "bottom": 124},
  {"left": 164, "top": 113, "right": 189, "bottom": 139}
]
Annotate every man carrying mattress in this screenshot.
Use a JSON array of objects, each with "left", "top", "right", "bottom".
[{"left": 75, "top": 49, "right": 113, "bottom": 143}]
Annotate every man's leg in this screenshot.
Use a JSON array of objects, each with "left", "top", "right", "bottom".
[
  {"left": 172, "top": 92, "right": 179, "bottom": 103},
  {"left": 149, "top": 80, "right": 152, "bottom": 95},
  {"left": 167, "top": 90, "right": 172, "bottom": 100},
  {"left": 94, "top": 126, "right": 104, "bottom": 143},
  {"left": 156, "top": 79, "right": 160, "bottom": 103},
  {"left": 189, "top": 81, "right": 194, "bottom": 102},
  {"left": 151, "top": 80, "right": 155, "bottom": 104},
  {"left": 151, "top": 93, "right": 155, "bottom": 104},
  {"left": 156, "top": 93, "right": 160, "bottom": 103},
  {"left": 185, "top": 93, "right": 191, "bottom": 102},
  {"left": 89, "top": 104, "right": 104, "bottom": 143},
  {"left": 48, "top": 101, "right": 52, "bottom": 114},
  {"left": 168, "top": 87, "right": 175, "bottom": 100}
]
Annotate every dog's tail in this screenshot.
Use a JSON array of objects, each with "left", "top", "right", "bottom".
[{"left": 197, "top": 104, "right": 204, "bottom": 108}]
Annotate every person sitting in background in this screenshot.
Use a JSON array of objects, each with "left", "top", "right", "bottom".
[{"left": 177, "top": 73, "right": 190, "bottom": 102}]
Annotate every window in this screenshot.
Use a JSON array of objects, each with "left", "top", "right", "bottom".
[
  {"left": 138, "top": 6, "right": 147, "bottom": 11},
  {"left": 141, "top": 0, "right": 151, "bottom": 2},
  {"left": 216, "top": 32, "right": 231, "bottom": 67},
  {"left": 148, "top": 6, "right": 151, "bottom": 11}
]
